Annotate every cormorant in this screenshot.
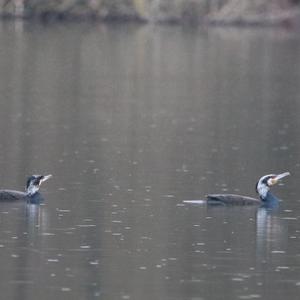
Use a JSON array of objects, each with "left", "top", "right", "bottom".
[
  {"left": 206, "top": 172, "right": 290, "bottom": 205},
  {"left": 0, "top": 174, "right": 52, "bottom": 204}
]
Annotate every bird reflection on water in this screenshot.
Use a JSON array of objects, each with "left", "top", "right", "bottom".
[{"left": 256, "top": 206, "right": 287, "bottom": 262}]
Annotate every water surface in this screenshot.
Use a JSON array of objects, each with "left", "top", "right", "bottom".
[{"left": 0, "top": 22, "right": 299, "bottom": 300}]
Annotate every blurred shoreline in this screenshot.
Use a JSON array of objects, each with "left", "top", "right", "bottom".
[{"left": 0, "top": 1, "right": 299, "bottom": 27}]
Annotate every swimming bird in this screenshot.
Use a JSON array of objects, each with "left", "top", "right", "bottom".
[
  {"left": 0, "top": 174, "right": 52, "bottom": 203},
  {"left": 206, "top": 172, "right": 290, "bottom": 205}
]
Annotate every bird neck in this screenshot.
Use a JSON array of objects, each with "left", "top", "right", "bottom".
[
  {"left": 259, "top": 191, "right": 278, "bottom": 202},
  {"left": 257, "top": 184, "right": 269, "bottom": 200},
  {"left": 26, "top": 185, "right": 39, "bottom": 196}
]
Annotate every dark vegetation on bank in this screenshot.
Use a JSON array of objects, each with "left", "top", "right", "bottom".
[{"left": 0, "top": 1, "right": 300, "bottom": 27}]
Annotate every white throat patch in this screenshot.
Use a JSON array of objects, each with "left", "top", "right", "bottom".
[{"left": 27, "top": 184, "right": 39, "bottom": 196}]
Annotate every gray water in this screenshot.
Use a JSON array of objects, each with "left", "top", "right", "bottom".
[{"left": 0, "top": 21, "right": 300, "bottom": 300}]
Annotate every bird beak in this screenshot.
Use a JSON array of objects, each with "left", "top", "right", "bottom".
[
  {"left": 40, "top": 174, "right": 52, "bottom": 184},
  {"left": 269, "top": 172, "right": 290, "bottom": 186}
]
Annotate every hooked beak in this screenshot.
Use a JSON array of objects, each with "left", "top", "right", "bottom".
[
  {"left": 269, "top": 172, "right": 290, "bottom": 186},
  {"left": 39, "top": 174, "right": 52, "bottom": 185}
]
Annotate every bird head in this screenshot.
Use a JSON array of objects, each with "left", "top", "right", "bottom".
[
  {"left": 255, "top": 172, "right": 290, "bottom": 200},
  {"left": 26, "top": 174, "right": 52, "bottom": 196}
]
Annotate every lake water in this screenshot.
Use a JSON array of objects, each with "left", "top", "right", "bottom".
[{"left": 0, "top": 21, "right": 299, "bottom": 300}]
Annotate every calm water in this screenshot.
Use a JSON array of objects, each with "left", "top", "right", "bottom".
[{"left": 0, "top": 21, "right": 300, "bottom": 300}]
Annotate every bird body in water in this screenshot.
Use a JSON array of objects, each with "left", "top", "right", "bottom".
[
  {"left": 0, "top": 174, "right": 52, "bottom": 204},
  {"left": 206, "top": 172, "right": 290, "bottom": 205}
]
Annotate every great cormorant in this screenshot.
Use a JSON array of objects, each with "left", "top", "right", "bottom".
[
  {"left": 206, "top": 172, "right": 290, "bottom": 205},
  {"left": 0, "top": 174, "right": 52, "bottom": 204}
]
